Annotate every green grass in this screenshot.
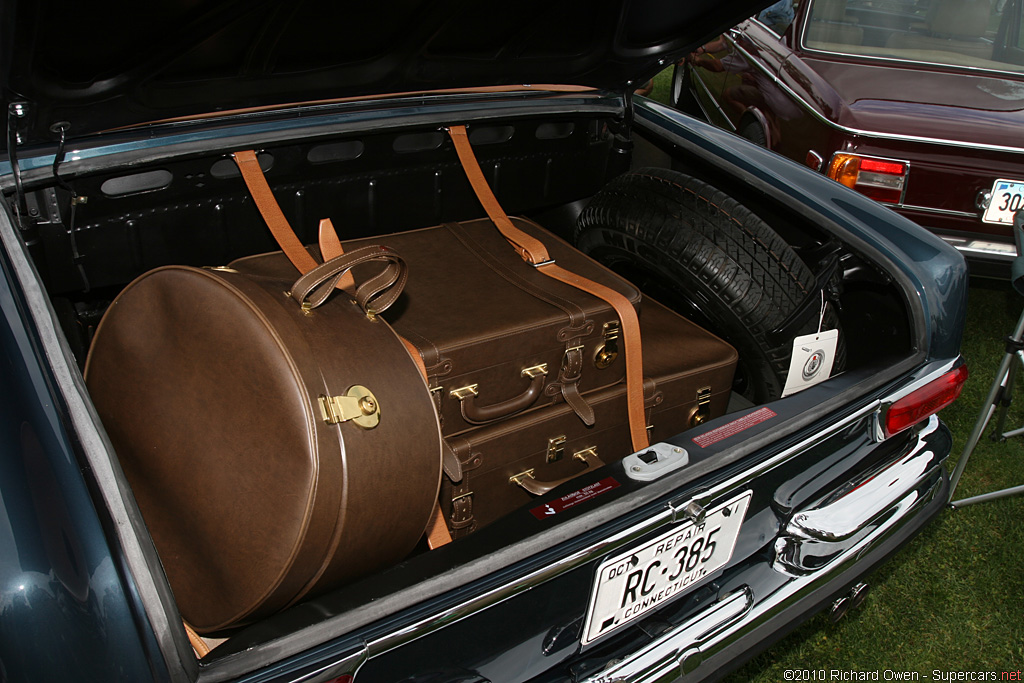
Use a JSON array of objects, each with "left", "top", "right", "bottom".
[
  {"left": 648, "top": 67, "right": 674, "bottom": 106},
  {"left": 725, "top": 279, "right": 1024, "bottom": 680}
]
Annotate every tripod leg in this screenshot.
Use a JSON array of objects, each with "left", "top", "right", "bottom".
[
  {"left": 949, "top": 308, "right": 1024, "bottom": 500},
  {"left": 997, "top": 350, "right": 1024, "bottom": 439},
  {"left": 990, "top": 350, "right": 1019, "bottom": 440},
  {"left": 949, "top": 484, "right": 1024, "bottom": 509}
]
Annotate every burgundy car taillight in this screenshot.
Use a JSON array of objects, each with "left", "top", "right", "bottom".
[
  {"left": 828, "top": 153, "right": 909, "bottom": 205},
  {"left": 883, "top": 365, "right": 968, "bottom": 437}
]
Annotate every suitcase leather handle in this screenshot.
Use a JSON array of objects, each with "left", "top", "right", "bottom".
[
  {"left": 291, "top": 245, "right": 407, "bottom": 314},
  {"left": 510, "top": 448, "right": 605, "bottom": 496},
  {"left": 456, "top": 365, "right": 547, "bottom": 424}
]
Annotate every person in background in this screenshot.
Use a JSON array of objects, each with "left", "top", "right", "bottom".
[{"left": 758, "top": 0, "right": 795, "bottom": 34}]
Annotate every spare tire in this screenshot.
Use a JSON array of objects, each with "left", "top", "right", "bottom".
[{"left": 575, "top": 167, "right": 844, "bottom": 404}]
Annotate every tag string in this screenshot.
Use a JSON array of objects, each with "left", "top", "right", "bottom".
[{"left": 817, "top": 290, "right": 826, "bottom": 337}]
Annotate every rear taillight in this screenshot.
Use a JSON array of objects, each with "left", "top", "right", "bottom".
[
  {"left": 883, "top": 365, "right": 968, "bottom": 437},
  {"left": 827, "top": 153, "right": 909, "bottom": 204}
]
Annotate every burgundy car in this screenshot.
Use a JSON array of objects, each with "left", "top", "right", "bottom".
[{"left": 674, "top": 0, "right": 1024, "bottom": 276}]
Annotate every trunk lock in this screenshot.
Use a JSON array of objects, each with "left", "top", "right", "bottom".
[{"left": 318, "top": 385, "right": 381, "bottom": 429}]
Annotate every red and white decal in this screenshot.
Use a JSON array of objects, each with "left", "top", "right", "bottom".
[
  {"left": 691, "top": 407, "right": 777, "bottom": 448},
  {"left": 530, "top": 477, "right": 621, "bottom": 519}
]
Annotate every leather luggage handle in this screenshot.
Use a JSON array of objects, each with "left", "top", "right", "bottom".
[
  {"left": 455, "top": 366, "right": 547, "bottom": 424},
  {"left": 447, "top": 125, "right": 650, "bottom": 452},
  {"left": 290, "top": 245, "right": 407, "bottom": 313},
  {"left": 510, "top": 449, "right": 605, "bottom": 496}
]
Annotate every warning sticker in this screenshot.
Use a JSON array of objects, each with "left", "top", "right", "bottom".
[
  {"left": 691, "top": 407, "right": 777, "bottom": 449},
  {"left": 530, "top": 477, "right": 621, "bottom": 520}
]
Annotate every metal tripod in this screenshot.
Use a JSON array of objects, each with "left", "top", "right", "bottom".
[
  {"left": 948, "top": 308, "right": 1024, "bottom": 508},
  {"left": 948, "top": 211, "right": 1024, "bottom": 509}
]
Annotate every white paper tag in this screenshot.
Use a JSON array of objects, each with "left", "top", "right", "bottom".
[{"left": 781, "top": 329, "right": 839, "bottom": 397}]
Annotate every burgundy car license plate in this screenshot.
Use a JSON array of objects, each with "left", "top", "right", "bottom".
[
  {"left": 983, "top": 179, "right": 1024, "bottom": 225},
  {"left": 581, "top": 491, "right": 752, "bottom": 645}
]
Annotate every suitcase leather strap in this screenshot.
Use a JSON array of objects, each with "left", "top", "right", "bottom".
[
  {"left": 232, "top": 151, "right": 358, "bottom": 292},
  {"left": 447, "top": 125, "right": 650, "bottom": 452}
]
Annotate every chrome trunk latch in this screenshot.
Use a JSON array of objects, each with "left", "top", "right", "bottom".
[
  {"left": 668, "top": 487, "right": 709, "bottom": 523},
  {"left": 680, "top": 501, "right": 706, "bottom": 524}
]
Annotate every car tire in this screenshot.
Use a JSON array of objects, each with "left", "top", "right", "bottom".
[
  {"left": 739, "top": 118, "right": 768, "bottom": 147},
  {"left": 575, "top": 167, "right": 845, "bottom": 403}
]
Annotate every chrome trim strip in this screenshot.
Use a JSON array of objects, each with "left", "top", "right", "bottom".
[
  {"left": 900, "top": 204, "right": 979, "bottom": 218},
  {"left": 692, "top": 72, "right": 736, "bottom": 131},
  {"left": 800, "top": 37, "right": 1024, "bottom": 82},
  {"left": 724, "top": 35, "right": 1024, "bottom": 157},
  {"left": 940, "top": 237, "right": 1017, "bottom": 261},
  {"left": 0, "top": 94, "right": 625, "bottom": 183},
  {"left": 806, "top": 149, "right": 824, "bottom": 172}
]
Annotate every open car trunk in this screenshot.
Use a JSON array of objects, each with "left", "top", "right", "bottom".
[{"left": 1, "top": 91, "right": 929, "bottom": 680}]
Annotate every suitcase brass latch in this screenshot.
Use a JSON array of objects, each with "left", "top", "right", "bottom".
[
  {"left": 595, "top": 321, "right": 620, "bottom": 369},
  {"left": 688, "top": 386, "right": 713, "bottom": 427},
  {"left": 546, "top": 435, "right": 567, "bottom": 463},
  {"left": 318, "top": 385, "right": 381, "bottom": 429}
]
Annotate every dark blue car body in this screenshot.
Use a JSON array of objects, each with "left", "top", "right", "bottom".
[{"left": 0, "top": 1, "right": 967, "bottom": 681}]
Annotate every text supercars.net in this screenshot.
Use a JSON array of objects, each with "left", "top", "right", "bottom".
[{"left": 783, "top": 669, "right": 1023, "bottom": 681}]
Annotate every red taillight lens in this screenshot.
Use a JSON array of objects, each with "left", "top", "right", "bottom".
[
  {"left": 827, "top": 153, "right": 908, "bottom": 204},
  {"left": 884, "top": 365, "right": 968, "bottom": 437},
  {"left": 859, "top": 158, "right": 906, "bottom": 175}
]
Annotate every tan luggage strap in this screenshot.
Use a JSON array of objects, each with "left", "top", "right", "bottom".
[
  {"left": 232, "top": 150, "right": 318, "bottom": 273},
  {"left": 447, "top": 124, "right": 650, "bottom": 452},
  {"left": 232, "top": 151, "right": 358, "bottom": 292}
]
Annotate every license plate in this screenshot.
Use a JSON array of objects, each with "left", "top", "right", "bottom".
[
  {"left": 581, "top": 491, "right": 752, "bottom": 645},
  {"left": 982, "top": 179, "right": 1024, "bottom": 225}
]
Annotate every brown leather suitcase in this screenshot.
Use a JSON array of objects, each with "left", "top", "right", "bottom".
[
  {"left": 233, "top": 217, "right": 641, "bottom": 437},
  {"left": 85, "top": 247, "right": 443, "bottom": 634},
  {"left": 440, "top": 297, "right": 738, "bottom": 536}
]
